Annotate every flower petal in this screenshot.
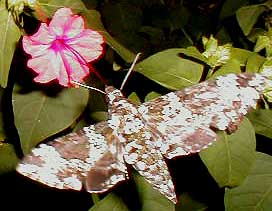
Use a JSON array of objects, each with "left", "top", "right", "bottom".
[
  {"left": 60, "top": 49, "right": 90, "bottom": 84},
  {"left": 27, "top": 49, "right": 68, "bottom": 85},
  {"left": 63, "top": 15, "right": 85, "bottom": 38},
  {"left": 49, "top": 8, "right": 73, "bottom": 36},
  {"left": 66, "top": 29, "right": 104, "bottom": 62},
  {"left": 49, "top": 7, "right": 85, "bottom": 38},
  {"left": 23, "top": 23, "right": 54, "bottom": 57}
]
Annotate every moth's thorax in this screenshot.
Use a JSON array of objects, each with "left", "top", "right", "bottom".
[
  {"left": 104, "top": 87, "right": 143, "bottom": 136},
  {"left": 105, "top": 86, "right": 124, "bottom": 104}
]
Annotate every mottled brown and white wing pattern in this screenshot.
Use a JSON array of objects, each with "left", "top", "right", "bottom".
[
  {"left": 17, "top": 121, "right": 128, "bottom": 193},
  {"left": 17, "top": 73, "right": 269, "bottom": 204},
  {"left": 139, "top": 73, "right": 268, "bottom": 159},
  {"left": 105, "top": 86, "right": 177, "bottom": 202}
]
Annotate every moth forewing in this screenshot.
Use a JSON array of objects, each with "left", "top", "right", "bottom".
[{"left": 16, "top": 121, "right": 128, "bottom": 193}]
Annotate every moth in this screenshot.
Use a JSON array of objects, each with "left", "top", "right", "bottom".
[{"left": 16, "top": 73, "right": 268, "bottom": 203}]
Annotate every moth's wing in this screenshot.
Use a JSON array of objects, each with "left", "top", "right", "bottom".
[
  {"left": 139, "top": 73, "right": 267, "bottom": 159},
  {"left": 123, "top": 127, "right": 177, "bottom": 203},
  {"left": 16, "top": 121, "right": 128, "bottom": 193},
  {"left": 85, "top": 122, "right": 128, "bottom": 192}
]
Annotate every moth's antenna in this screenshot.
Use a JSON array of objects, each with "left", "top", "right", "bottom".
[
  {"left": 71, "top": 80, "right": 106, "bottom": 94},
  {"left": 120, "top": 53, "right": 141, "bottom": 91}
]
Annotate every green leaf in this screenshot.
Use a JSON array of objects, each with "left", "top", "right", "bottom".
[
  {"left": 169, "top": 5, "right": 190, "bottom": 30},
  {"left": 236, "top": 4, "right": 266, "bottom": 36},
  {"left": 247, "top": 28, "right": 267, "bottom": 43},
  {"left": 209, "top": 59, "right": 241, "bottom": 79},
  {"left": 230, "top": 48, "right": 266, "bottom": 73},
  {"left": 225, "top": 152, "right": 272, "bottom": 211},
  {"left": 231, "top": 48, "right": 261, "bottom": 67},
  {"left": 0, "top": 143, "right": 19, "bottom": 174},
  {"left": 220, "top": 0, "right": 249, "bottom": 19},
  {"left": 89, "top": 193, "right": 129, "bottom": 211},
  {"left": 0, "top": 2, "right": 21, "bottom": 88},
  {"left": 176, "top": 193, "right": 208, "bottom": 211},
  {"left": 136, "top": 48, "right": 203, "bottom": 90},
  {"left": 37, "top": 0, "right": 86, "bottom": 16},
  {"left": 200, "top": 118, "right": 256, "bottom": 187},
  {"left": 90, "top": 111, "right": 108, "bottom": 122},
  {"left": 178, "top": 47, "right": 208, "bottom": 64},
  {"left": 36, "top": 0, "right": 135, "bottom": 62},
  {"left": 101, "top": 2, "right": 144, "bottom": 52},
  {"left": 247, "top": 109, "right": 272, "bottom": 139},
  {"left": 230, "top": 48, "right": 251, "bottom": 65},
  {"left": 12, "top": 85, "right": 89, "bottom": 154},
  {"left": 254, "top": 35, "right": 270, "bottom": 53},
  {"left": 133, "top": 172, "right": 175, "bottom": 211},
  {"left": 245, "top": 53, "right": 265, "bottom": 73},
  {"left": 144, "top": 91, "right": 161, "bottom": 102},
  {"left": 128, "top": 92, "right": 141, "bottom": 104}
]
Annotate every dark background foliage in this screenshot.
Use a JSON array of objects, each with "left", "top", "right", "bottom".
[{"left": 0, "top": 0, "right": 272, "bottom": 210}]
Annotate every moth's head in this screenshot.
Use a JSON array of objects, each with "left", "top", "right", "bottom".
[{"left": 105, "top": 86, "right": 124, "bottom": 104}]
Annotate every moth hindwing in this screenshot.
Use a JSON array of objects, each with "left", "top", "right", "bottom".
[{"left": 17, "top": 73, "right": 268, "bottom": 204}]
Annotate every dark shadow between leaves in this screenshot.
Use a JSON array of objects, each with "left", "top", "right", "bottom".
[{"left": 168, "top": 154, "right": 225, "bottom": 211}]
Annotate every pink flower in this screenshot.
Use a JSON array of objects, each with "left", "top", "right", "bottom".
[{"left": 23, "top": 7, "right": 104, "bottom": 87}]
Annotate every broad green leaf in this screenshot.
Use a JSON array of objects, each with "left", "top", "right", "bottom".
[
  {"left": 200, "top": 118, "right": 256, "bottom": 187},
  {"left": 133, "top": 172, "right": 175, "bottom": 211},
  {"left": 225, "top": 152, "right": 272, "bottom": 211},
  {"left": 12, "top": 85, "right": 89, "bottom": 154},
  {"left": 231, "top": 48, "right": 253, "bottom": 66},
  {"left": 231, "top": 48, "right": 264, "bottom": 70},
  {"left": 219, "top": 0, "right": 249, "bottom": 19},
  {"left": 36, "top": 0, "right": 135, "bottom": 62},
  {"left": 178, "top": 47, "right": 208, "bottom": 64},
  {"left": 169, "top": 5, "right": 190, "bottom": 30},
  {"left": 101, "top": 2, "right": 144, "bottom": 52},
  {"left": 247, "top": 109, "right": 272, "bottom": 139},
  {"left": 236, "top": 4, "right": 266, "bottom": 36},
  {"left": 89, "top": 193, "right": 129, "bottom": 211},
  {"left": 245, "top": 53, "right": 265, "bottom": 73},
  {"left": 136, "top": 48, "right": 203, "bottom": 90},
  {"left": 144, "top": 91, "right": 161, "bottom": 102},
  {"left": 0, "top": 143, "right": 19, "bottom": 174},
  {"left": 176, "top": 193, "right": 208, "bottom": 211},
  {"left": 209, "top": 59, "right": 241, "bottom": 79},
  {"left": 0, "top": 2, "right": 21, "bottom": 88}
]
